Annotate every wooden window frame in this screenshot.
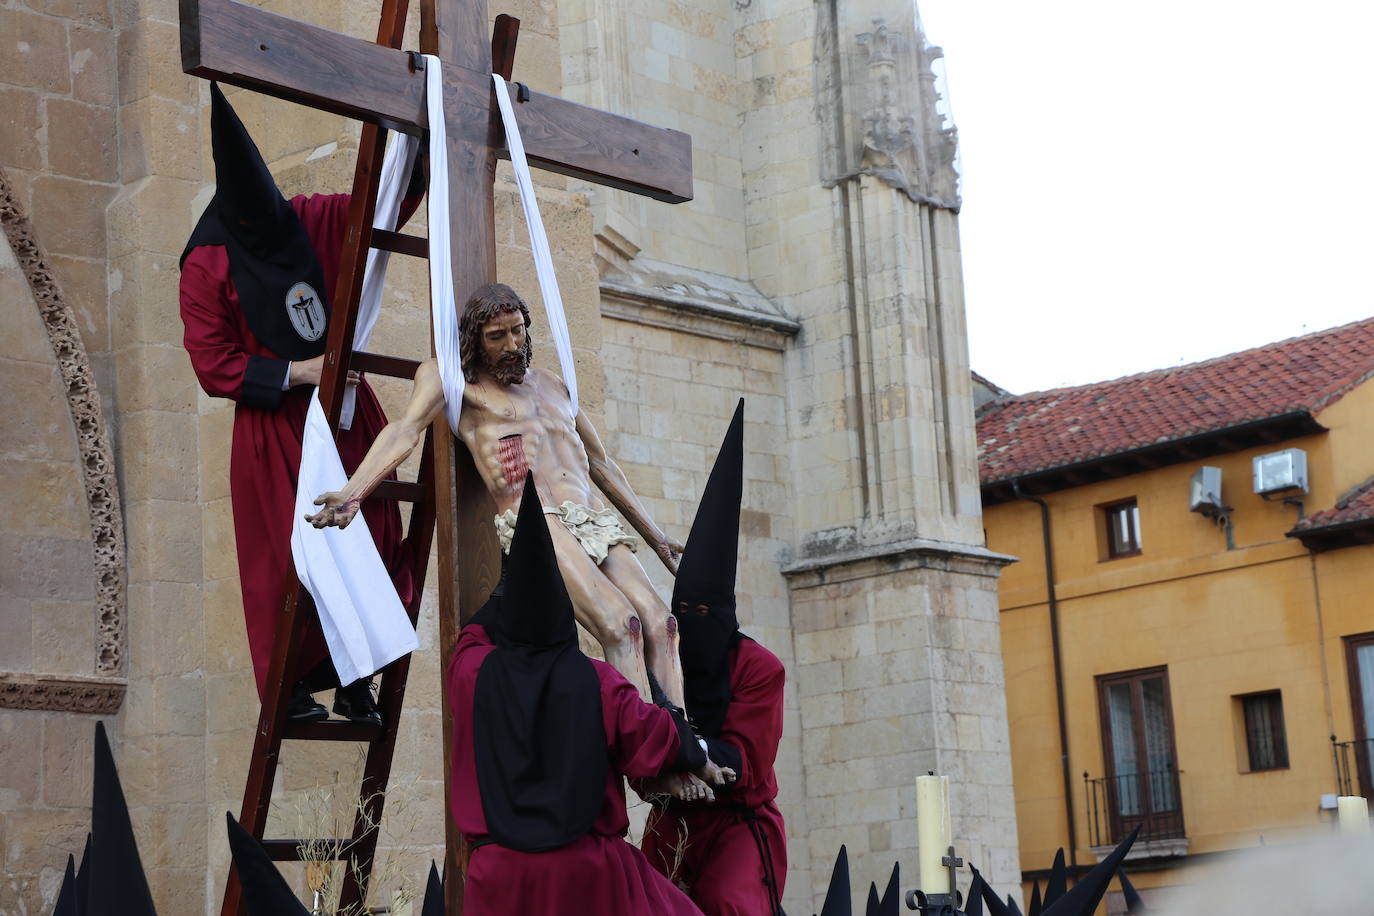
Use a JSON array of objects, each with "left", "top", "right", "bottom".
[
  {"left": 1100, "top": 498, "right": 1143, "bottom": 560},
  {"left": 1096, "top": 666, "right": 1181, "bottom": 841},
  {"left": 1237, "top": 690, "right": 1289, "bottom": 772},
  {"left": 1344, "top": 632, "right": 1374, "bottom": 796}
]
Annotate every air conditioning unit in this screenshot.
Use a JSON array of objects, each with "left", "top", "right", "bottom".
[
  {"left": 1252, "top": 448, "right": 1308, "bottom": 496},
  {"left": 1189, "top": 466, "right": 1224, "bottom": 513}
]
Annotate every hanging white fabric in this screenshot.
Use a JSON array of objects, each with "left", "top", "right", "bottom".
[
  {"left": 289, "top": 133, "right": 420, "bottom": 686},
  {"left": 341, "top": 132, "right": 420, "bottom": 429},
  {"left": 492, "top": 74, "right": 579, "bottom": 414},
  {"left": 422, "top": 55, "right": 465, "bottom": 436}
]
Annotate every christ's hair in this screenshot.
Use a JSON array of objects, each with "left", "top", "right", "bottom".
[{"left": 459, "top": 282, "right": 533, "bottom": 382}]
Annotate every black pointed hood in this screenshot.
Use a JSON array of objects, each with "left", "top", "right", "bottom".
[
  {"left": 1039, "top": 828, "right": 1138, "bottom": 916},
  {"left": 53, "top": 854, "right": 78, "bottom": 916},
  {"left": 673, "top": 400, "right": 746, "bottom": 736},
  {"left": 865, "top": 883, "right": 879, "bottom": 916},
  {"left": 496, "top": 474, "right": 577, "bottom": 650},
  {"left": 471, "top": 474, "right": 607, "bottom": 851},
  {"left": 224, "top": 813, "right": 310, "bottom": 916},
  {"left": 420, "top": 861, "right": 445, "bottom": 916},
  {"left": 89, "top": 722, "right": 157, "bottom": 916},
  {"left": 1027, "top": 881, "right": 1042, "bottom": 916},
  {"left": 180, "top": 83, "right": 331, "bottom": 360},
  {"left": 1117, "top": 867, "right": 1147, "bottom": 914},
  {"left": 817, "top": 845, "right": 851, "bottom": 916},
  {"left": 1007, "top": 895, "right": 1024, "bottom": 916}
]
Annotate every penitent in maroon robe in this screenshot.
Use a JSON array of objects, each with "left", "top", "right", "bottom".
[
  {"left": 447, "top": 623, "right": 705, "bottom": 916},
  {"left": 642, "top": 638, "right": 787, "bottom": 915},
  {"left": 180, "top": 193, "right": 414, "bottom": 698}
]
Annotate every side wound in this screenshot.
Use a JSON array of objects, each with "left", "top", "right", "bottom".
[{"left": 498, "top": 434, "right": 529, "bottom": 488}]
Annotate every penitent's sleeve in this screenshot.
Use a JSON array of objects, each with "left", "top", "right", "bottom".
[
  {"left": 180, "top": 250, "right": 289, "bottom": 409},
  {"left": 710, "top": 643, "right": 785, "bottom": 795},
  {"left": 599, "top": 662, "right": 704, "bottom": 779}
]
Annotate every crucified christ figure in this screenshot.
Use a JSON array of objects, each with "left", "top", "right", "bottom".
[{"left": 305, "top": 282, "right": 687, "bottom": 708}]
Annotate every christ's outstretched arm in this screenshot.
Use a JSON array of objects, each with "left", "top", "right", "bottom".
[
  {"left": 306, "top": 358, "right": 446, "bottom": 528},
  {"left": 577, "top": 410, "right": 683, "bottom": 574}
]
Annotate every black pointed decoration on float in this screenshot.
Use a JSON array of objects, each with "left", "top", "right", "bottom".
[
  {"left": 421, "top": 860, "right": 446, "bottom": 916},
  {"left": 817, "top": 844, "right": 852, "bottom": 916},
  {"left": 51, "top": 854, "right": 77, "bottom": 916},
  {"left": 1118, "top": 868, "right": 1147, "bottom": 914},
  {"left": 224, "top": 812, "right": 311, "bottom": 916},
  {"left": 89, "top": 721, "right": 158, "bottom": 916}
]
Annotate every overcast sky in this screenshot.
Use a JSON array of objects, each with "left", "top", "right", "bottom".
[{"left": 914, "top": 1, "right": 1374, "bottom": 395}]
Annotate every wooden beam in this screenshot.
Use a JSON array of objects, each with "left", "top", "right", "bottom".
[
  {"left": 180, "top": 0, "right": 427, "bottom": 131},
  {"left": 181, "top": 0, "right": 693, "bottom": 202}
]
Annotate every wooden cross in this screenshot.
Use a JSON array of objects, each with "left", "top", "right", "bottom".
[{"left": 180, "top": 0, "right": 692, "bottom": 909}]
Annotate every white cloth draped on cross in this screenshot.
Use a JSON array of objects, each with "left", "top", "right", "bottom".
[{"left": 289, "top": 57, "right": 580, "bottom": 684}]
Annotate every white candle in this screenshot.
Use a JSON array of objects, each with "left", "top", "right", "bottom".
[
  {"left": 1338, "top": 795, "right": 1370, "bottom": 834},
  {"left": 916, "top": 773, "right": 952, "bottom": 894}
]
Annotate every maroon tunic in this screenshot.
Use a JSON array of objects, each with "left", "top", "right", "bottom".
[
  {"left": 447, "top": 624, "right": 705, "bottom": 916},
  {"left": 642, "top": 639, "right": 788, "bottom": 915},
  {"left": 180, "top": 193, "right": 414, "bottom": 698}
]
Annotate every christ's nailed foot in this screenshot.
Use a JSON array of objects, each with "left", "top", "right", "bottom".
[{"left": 305, "top": 492, "right": 360, "bottom": 529}]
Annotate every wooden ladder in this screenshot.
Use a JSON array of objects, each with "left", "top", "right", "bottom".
[{"left": 219, "top": 5, "right": 522, "bottom": 913}]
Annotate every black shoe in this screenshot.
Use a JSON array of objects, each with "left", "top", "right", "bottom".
[
  {"left": 333, "top": 679, "right": 382, "bottom": 726},
  {"left": 287, "top": 682, "right": 328, "bottom": 723}
]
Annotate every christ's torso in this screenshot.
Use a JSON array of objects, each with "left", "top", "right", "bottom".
[{"left": 458, "top": 368, "right": 596, "bottom": 513}]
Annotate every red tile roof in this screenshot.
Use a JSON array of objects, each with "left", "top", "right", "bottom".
[
  {"left": 1290, "top": 475, "right": 1374, "bottom": 533},
  {"left": 977, "top": 318, "right": 1374, "bottom": 486}
]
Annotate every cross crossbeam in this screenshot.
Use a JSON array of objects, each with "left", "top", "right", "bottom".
[{"left": 179, "top": 0, "right": 692, "bottom": 202}]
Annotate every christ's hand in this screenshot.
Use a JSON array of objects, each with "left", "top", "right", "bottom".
[
  {"left": 655, "top": 536, "right": 685, "bottom": 575},
  {"left": 305, "top": 492, "right": 361, "bottom": 528}
]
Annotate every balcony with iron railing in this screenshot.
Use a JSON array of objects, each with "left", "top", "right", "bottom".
[
  {"left": 1084, "top": 765, "right": 1188, "bottom": 861},
  {"left": 1332, "top": 737, "right": 1374, "bottom": 797}
]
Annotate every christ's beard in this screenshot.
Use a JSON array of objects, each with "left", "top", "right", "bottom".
[{"left": 486, "top": 350, "right": 529, "bottom": 385}]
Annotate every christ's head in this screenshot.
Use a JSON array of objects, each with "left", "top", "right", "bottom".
[{"left": 460, "top": 282, "right": 533, "bottom": 385}]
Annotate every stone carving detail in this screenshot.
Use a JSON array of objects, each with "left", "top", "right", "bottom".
[
  {"left": 814, "top": 2, "right": 961, "bottom": 209},
  {"left": 0, "top": 166, "right": 128, "bottom": 690},
  {"left": 0, "top": 673, "right": 126, "bottom": 714}
]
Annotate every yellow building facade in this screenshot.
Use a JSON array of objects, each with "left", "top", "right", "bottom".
[{"left": 978, "top": 321, "right": 1374, "bottom": 911}]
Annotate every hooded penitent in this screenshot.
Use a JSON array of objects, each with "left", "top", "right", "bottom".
[
  {"left": 471, "top": 472, "right": 607, "bottom": 851},
  {"left": 672, "top": 398, "right": 746, "bottom": 737},
  {"left": 224, "top": 813, "right": 311, "bottom": 916},
  {"left": 817, "top": 845, "right": 851, "bottom": 916},
  {"left": 88, "top": 722, "right": 158, "bottom": 916},
  {"left": 180, "top": 83, "right": 332, "bottom": 360}
]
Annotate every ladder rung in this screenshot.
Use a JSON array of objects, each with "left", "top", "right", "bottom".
[
  {"left": 351, "top": 351, "right": 422, "bottom": 380},
  {"left": 260, "top": 839, "right": 356, "bottom": 862},
  {"left": 373, "top": 480, "right": 426, "bottom": 502},
  {"left": 283, "top": 719, "right": 383, "bottom": 742},
  {"left": 371, "top": 229, "right": 428, "bottom": 258}
]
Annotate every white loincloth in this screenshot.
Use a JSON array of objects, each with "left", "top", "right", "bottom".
[{"left": 495, "top": 501, "right": 639, "bottom": 565}]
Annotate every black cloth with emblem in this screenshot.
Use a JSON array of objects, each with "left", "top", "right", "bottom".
[
  {"left": 180, "top": 83, "right": 331, "bottom": 362},
  {"left": 471, "top": 472, "right": 608, "bottom": 852},
  {"left": 672, "top": 398, "right": 748, "bottom": 739}
]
